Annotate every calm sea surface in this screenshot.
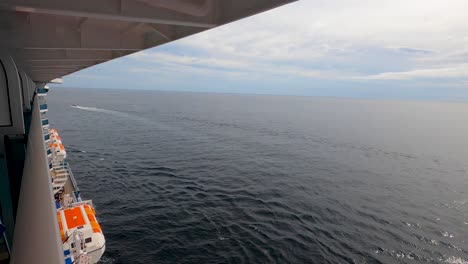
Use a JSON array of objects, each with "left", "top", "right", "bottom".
[{"left": 47, "top": 88, "right": 468, "bottom": 264}]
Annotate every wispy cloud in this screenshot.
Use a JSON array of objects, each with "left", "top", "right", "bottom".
[
  {"left": 129, "top": 0, "right": 468, "bottom": 85},
  {"left": 128, "top": 51, "right": 342, "bottom": 80},
  {"left": 66, "top": 73, "right": 117, "bottom": 81},
  {"left": 178, "top": 0, "right": 468, "bottom": 59},
  {"left": 129, "top": 52, "right": 249, "bottom": 70},
  {"left": 356, "top": 64, "right": 468, "bottom": 80},
  {"left": 63, "top": 0, "right": 468, "bottom": 97}
]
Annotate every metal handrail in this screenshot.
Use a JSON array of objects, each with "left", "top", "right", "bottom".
[{"left": 65, "top": 162, "right": 81, "bottom": 202}]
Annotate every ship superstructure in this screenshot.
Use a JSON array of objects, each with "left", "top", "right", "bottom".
[
  {"left": 0, "top": 1, "right": 295, "bottom": 263},
  {"left": 45, "top": 89, "right": 106, "bottom": 264}
]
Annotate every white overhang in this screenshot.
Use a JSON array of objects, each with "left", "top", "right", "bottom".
[{"left": 0, "top": 0, "right": 295, "bottom": 83}]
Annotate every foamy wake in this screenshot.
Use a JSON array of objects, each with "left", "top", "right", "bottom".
[
  {"left": 98, "top": 256, "right": 117, "bottom": 264},
  {"left": 71, "top": 105, "right": 121, "bottom": 114},
  {"left": 71, "top": 105, "right": 149, "bottom": 122},
  {"left": 445, "top": 256, "right": 468, "bottom": 264}
]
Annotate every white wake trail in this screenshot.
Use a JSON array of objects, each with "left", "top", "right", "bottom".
[{"left": 71, "top": 105, "right": 149, "bottom": 123}]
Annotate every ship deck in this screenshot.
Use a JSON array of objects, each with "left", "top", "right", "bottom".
[{"left": 51, "top": 162, "right": 81, "bottom": 207}]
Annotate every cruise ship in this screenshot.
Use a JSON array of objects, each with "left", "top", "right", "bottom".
[{"left": 0, "top": 1, "right": 294, "bottom": 263}]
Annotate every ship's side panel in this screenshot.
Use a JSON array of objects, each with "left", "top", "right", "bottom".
[
  {"left": 10, "top": 97, "right": 64, "bottom": 264},
  {"left": 0, "top": 53, "right": 27, "bottom": 263},
  {"left": 0, "top": 60, "right": 10, "bottom": 125},
  {"left": 0, "top": 54, "right": 25, "bottom": 135}
]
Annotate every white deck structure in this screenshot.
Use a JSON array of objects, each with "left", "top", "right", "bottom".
[{"left": 0, "top": 0, "right": 294, "bottom": 83}]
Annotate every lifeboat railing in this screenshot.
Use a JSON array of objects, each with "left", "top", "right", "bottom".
[
  {"left": 69, "top": 200, "right": 94, "bottom": 209},
  {"left": 64, "top": 162, "right": 81, "bottom": 202}
]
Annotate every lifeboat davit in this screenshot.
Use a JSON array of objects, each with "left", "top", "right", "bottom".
[{"left": 49, "top": 129, "right": 67, "bottom": 160}]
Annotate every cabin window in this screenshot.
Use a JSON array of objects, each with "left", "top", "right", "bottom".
[{"left": 85, "top": 237, "right": 92, "bottom": 243}]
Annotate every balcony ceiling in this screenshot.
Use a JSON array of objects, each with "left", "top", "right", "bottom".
[{"left": 0, "top": 0, "right": 295, "bottom": 82}]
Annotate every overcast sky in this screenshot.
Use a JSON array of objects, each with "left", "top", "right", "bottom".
[{"left": 62, "top": 0, "right": 468, "bottom": 100}]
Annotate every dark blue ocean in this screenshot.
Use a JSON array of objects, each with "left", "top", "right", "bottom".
[{"left": 47, "top": 88, "right": 468, "bottom": 264}]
